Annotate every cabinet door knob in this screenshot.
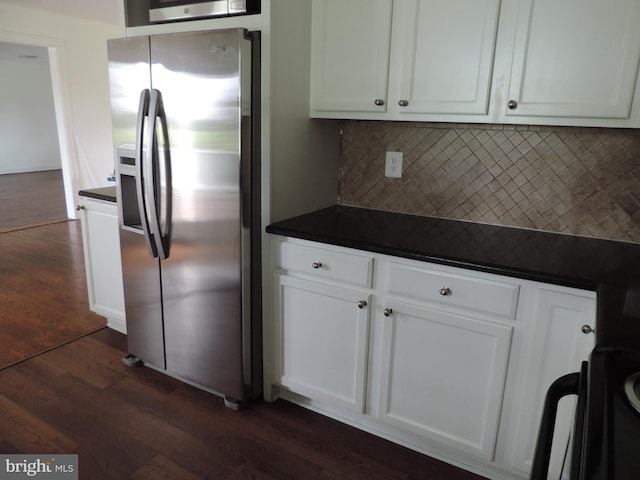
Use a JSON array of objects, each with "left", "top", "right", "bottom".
[
  {"left": 508, "top": 99, "right": 518, "bottom": 110},
  {"left": 311, "top": 261, "right": 322, "bottom": 269},
  {"left": 398, "top": 100, "right": 409, "bottom": 107},
  {"left": 357, "top": 300, "right": 367, "bottom": 309},
  {"left": 439, "top": 286, "right": 452, "bottom": 296},
  {"left": 374, "top": 99, "right": 385, "bottom": 106},
  {"left": 383, "top": 307, "right": 393, "bottom": 317},
  {"left": 581, "top": 324, "right": 594, "bottom": 334},
  {"left": 76, "top": 205, "right": 85, "bottom": 211}
]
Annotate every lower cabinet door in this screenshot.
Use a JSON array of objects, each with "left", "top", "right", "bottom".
[
  {"left": 80, "top": 198, "right": 125, "bottom": 330},
  {"left": 510, "top": 288, "right": 595, "bottom": 479},
  {"left": 273, "top": 274, "right": 372, "bottom": 412},
  {"left": 378, "top": 299, "right": 513, "bottom": 460}
]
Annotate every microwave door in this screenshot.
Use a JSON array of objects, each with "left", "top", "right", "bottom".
[{"left": 149, "top": 0, "right": 229, "bottom": 23}]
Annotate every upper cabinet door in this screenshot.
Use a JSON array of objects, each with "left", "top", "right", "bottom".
[
  {"left": 502, "top": 0, "right": 640, "bottom": 120},
  {"left": 391, "top": 0, "right": 501, "bottom": 115},
  {"left": 310, "top": 0, "right": 393, "bottom": 114}
]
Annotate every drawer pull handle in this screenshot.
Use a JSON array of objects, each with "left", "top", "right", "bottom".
[
  {"left": 383, "top": 307, "right": 393, "bottom": 317},
  {"left": 581, "top": 324, "right": 594, "bottom": 335},
  {"left": 357, "top": 300, "right": 367, "bottom": 309},
  {"left": 311, "top": 261, "right": 323, "bottom": 269},
  {"left": 439, "top": 286, "right": 452, "bottom": 296}
]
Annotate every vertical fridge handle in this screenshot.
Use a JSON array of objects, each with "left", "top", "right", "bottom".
[
  {"left": 146, "top": 89, "right": 172, "bottom": 260},
  {"left": 134, "top": 89, "right": 158, "bottom": 258}
]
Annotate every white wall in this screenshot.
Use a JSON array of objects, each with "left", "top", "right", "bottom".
[
  {"left": 0, "top": 3, "right": 122, "bottom": 206},
  {"left": 0, "top": 42, "right": 61, "bottom": 174}
]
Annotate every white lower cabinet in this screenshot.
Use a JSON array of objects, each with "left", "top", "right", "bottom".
[
  {"left": 78, "top": 196, "right": 126, "bottom": 333},
  {"left": 507, "top": 288, "right": 596, "bottom": 479},
  {"left": 273, "top": 274, "right": 371, "bottom": 412},
  {"left": 269, "top": 236, "right": 595, "bottom": 479},
  {"left": 378, "top": 299, "right": 512, "bottom": 460}
]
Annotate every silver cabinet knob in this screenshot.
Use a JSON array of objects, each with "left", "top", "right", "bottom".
[
  {"left": 311, "top": 261, "right": 322, "bottom": 269},
  {"left": 581, "top": 324, "right": 594, "bottom": 334},
  {"left": 508, "top": 100, "right": 518, "bottom": 110},
  {"left": 398, "top": 100, "right": 409, "bottom": 107},
  {"left": 374, "top": 99, "right": 385, "bottom": 106},
  {"left": 357, "top": 300, "right": 367, "bottom": 309},
  {"left": 75, "top": 205, "right": 85, "bottom": 211},
  {"left": 383, "top": 307, "right": 393, "bottom": 317},
  {"left": 439, "top": 286, "right": 452, "bottom": 296}
]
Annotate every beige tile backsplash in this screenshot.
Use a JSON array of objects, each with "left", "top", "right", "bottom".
[{"left": 338, "top": 121, "right": 640, "bottom": 243}]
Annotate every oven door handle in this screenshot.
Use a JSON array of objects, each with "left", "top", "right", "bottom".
[
  {"left": 530, "top": 367, "right": 583, "bottom": 480},
  {"left": 569, "top": 361, "right": 589, "bottom": 480}
]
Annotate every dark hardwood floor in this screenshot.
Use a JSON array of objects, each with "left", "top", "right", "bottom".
[
  {"left": 0, "top": 328, "right": 486, "bottom": 480},
  {"left": 0, "top": 221, "right": 105, "bottom": 368},
  {"left": 0, "top": 191, "right": 487, "bottom": 479},
  {"left": 0, "top": 169, "right": 68, "bottom": 232}
]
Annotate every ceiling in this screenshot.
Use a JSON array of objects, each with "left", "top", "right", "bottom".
[
  {"left": 0, "top": 41, "right": 48, "bottom": 61},
  {"left": 0, "top": 0, "right": 120, "bottom": 25}
]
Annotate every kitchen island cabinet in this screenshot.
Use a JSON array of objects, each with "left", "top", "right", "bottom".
[
  {"left": 311, "top": 0, "right": 640, "bottom": 127},
  {"left": 268, "top": 234, "right": 595, "bottom": 480},
  {"left": 78, "top": 189, "right": 126, "bottom": 334}
]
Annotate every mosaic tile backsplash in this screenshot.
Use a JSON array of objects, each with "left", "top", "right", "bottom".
[{"left": 338, "top": 121, "right": 640, "bottom": 243}]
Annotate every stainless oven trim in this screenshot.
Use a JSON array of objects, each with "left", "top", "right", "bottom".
[{"left": 624, "top": 371, "right": 640, "bottom": 414}]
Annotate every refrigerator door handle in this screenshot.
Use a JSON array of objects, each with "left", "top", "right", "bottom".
[
  {"left": 135, "top": 89, "right": 159, "bottom": 258},
  {"left": 146, "top": 89, "right": 172, "bottom": 260}
]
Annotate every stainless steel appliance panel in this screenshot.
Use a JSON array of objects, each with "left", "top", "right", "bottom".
[
  {"left": 149, "top": 30, "right": 249, "bottom": 397},
  {"left": 108, "top": 39, "right": 167, "bottom": 370},
  {"left": 148, "top": 0, "right": 255, "bottom": 23},
  {"left": 108, "top": 29, "right": 259, "bottom": 404}
]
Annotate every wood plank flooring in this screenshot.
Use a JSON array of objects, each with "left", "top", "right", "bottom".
[
  {"left": 0, "top": 206, "right": 487, "bottom": 479},
  {"left": 0, "top": 170, "right": 68, "bottom": 232},
  {"left": 0, "top": 328, "right": 487, "bottom": 480},
  {"left": 0, "top": 220, "right": 106, "bottom": 368}
]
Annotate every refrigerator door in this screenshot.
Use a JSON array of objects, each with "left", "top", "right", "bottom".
[
  {"left": 108, "top": 37, "right": 167, "bottom": 369},
  {"left": 150, "top": 29, "right": 250, "bottom": 398}
]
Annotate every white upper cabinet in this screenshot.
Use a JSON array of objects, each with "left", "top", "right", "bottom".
[
  {"left": 310, "top": 0, "right": 393, "bottom": 114},
  {"left": 310, "top": 0, "right": 500, "bottom": 118},
  {"left": 310, "top": 0, "right": 640, "bottom": 127},
  {"left": 390, "top": 0, "right": 500, "bottom": 116},
  {"left": 496, "top": 0, "right": 640, "bottom": 123}
]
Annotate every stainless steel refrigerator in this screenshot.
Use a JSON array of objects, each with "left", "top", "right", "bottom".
[{"left": 107, "top": 28, "right": 261, "bottom": 408}]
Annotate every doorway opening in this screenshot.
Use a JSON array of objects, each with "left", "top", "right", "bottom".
[{"left": 0, "top": 37, "right": 75, "bottom": 232}]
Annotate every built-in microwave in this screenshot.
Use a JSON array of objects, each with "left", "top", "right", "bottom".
[{"left": 149, "top": 0, "right": 260, "bottom": 23}]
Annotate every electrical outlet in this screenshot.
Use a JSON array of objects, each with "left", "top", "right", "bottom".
[{"left": 385, "top": 151, "right": 403, "bottom": 178}]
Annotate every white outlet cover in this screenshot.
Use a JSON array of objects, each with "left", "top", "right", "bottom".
[{"left": 385, "top": 151, "right": 403, "bottom": 178}]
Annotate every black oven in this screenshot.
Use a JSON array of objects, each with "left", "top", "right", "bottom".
[
  {"left": 531, "top": 347, "right": 640, "bottom": 479},
  {"left": 149, "top": 0, "right": 260, "bottom": 23}
]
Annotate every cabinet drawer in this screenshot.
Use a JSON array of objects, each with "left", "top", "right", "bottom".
[
  {"left": 276, "top": 241, "right": 374, "bottom": 288},
  {"left": 387, "top": 263, "right": 519, "bottom": 319}
]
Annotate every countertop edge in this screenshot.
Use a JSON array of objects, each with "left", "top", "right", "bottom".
[
  {"left": 266, "top": 206, "right": 640, "bottom": 350},
  {"left": 78, "top": 187, "right": 117, "bottom": 203}
]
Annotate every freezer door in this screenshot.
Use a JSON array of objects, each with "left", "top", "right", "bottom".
[
  {"left": 108, "top": 37, "right": 166, "bottom": 370},
  {"left": 149, "top": 29, "right": 251, "bottom": 398}
]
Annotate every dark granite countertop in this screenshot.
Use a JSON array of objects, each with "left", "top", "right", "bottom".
[
  {"left": 78, "top": 186, "right": 117, "bottom": 203},
  {"left": 266, "top": 205, "right": 640, "bottom": 350}
]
